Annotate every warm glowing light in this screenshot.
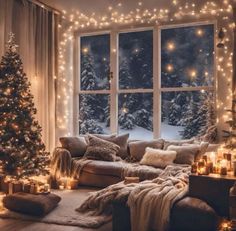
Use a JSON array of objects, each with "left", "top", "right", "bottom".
[
  {"left": 189, "top": 69, "right": 197, "bottom": 78},
  {"left": 196, "top": 29, "right": 204, "bottom": 37},
  {"left": 166, "top": 42, "right": 175, "bottom": 51},
  {"left": 166, "top": 64, "right": 174, "bottom": 72},
  {"left": 122, "top": 107, "right": 128, "bottom": 113},
  {"left": 82, "top": 47, "right": 89, "bottom": 54}
]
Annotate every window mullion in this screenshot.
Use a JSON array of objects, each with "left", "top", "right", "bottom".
[
  {"left": 153, "top": 27, "right": 160, "bottom": 139},
  {"left": 110, "top": 31, "right": 118, "bottom": 134}
]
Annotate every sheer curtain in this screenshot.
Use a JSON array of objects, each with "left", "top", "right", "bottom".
[{"left": 0, "top": 0, "right": 59, "bottom": 152}]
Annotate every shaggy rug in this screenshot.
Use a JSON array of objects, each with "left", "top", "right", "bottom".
[{"left": 0, "top": 188, "right": 112, "bottom": 228}]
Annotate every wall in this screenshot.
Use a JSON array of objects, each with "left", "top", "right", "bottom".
[{"left": 53, "top": 0, "right": 235, "bottom": 142}]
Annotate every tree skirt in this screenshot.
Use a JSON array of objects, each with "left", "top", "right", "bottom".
[{"left": 0, "top": 188, "right": 111, "bottom": 228}]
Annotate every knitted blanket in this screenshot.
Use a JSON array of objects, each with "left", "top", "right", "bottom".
[{"left": 76, "top": 165, "right": 191, "bottom": 231}]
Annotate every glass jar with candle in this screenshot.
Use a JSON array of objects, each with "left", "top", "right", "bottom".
[{"left": 220, "top": 159, "right": 228, "bottom": 175}]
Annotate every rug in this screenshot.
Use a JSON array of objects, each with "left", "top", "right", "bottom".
[{"left": 0, "top": 188, "right": 112, "bottom": 228}]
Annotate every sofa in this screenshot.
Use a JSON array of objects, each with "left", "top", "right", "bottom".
[
  {"left": 52, "top": 133, "right": 218, "bottom": 188},
  {"left": 51, "top": 133, "right": 220, "bottom": 231}
]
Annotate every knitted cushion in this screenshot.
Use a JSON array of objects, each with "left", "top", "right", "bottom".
[{"left": 3, "top": 192, "right": 61, "bottom": 216}]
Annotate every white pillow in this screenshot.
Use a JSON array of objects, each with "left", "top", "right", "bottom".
[{"left": 140, "top": 147, "right": 177, "bottom": 168}]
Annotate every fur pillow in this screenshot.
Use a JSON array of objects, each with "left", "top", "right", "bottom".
[
  {"left": 163, "top": 138, "right": 195, "bottom": 150},
  {"left": 167, "top": 145, "right": 201, "bottom": 165},
  {"left": 84, "top": 135, "right": 120, "bottom": 161},
  {"left": 140, "top": 147, "right": 177, "bottom": 168},
  {"left": 129, "top": 139, "right": 164, "bottom": 161},
  {"left": 59, "top": 137, "right": 87, "bottom": 157}
]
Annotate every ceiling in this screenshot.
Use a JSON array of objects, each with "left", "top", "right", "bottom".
[{"left": 39, "top": 0, "right": 207, "bottom": 15}]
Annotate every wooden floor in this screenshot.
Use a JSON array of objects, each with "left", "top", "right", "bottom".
[{"left": 0, "top": 218, "right": 112, "bottom": 231}]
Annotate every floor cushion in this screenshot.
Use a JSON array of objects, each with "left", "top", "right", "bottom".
[{"left": 3, "top": 192, "right": 61, "bottom": 216}]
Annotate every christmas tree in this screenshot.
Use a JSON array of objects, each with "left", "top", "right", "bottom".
[
  {"left": 222, "top": 99, "right": 236, "bottom": 149},
  {"left": 0, "top": 33, "right": 50, "bottom": 178}
]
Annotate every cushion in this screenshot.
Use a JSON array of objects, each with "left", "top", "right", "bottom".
[
  {"left": 167, "top": 145, "right": 200, "bottom": 165},
  {"left": 96, "top": 133, "right": 130, "bottom": 159},
  {"left": 183, "top": 142, "right": 209, "bottom": 159},
  {"left": 163, "top": 138, "right": 195, "bottom": 150},
  {"left": 3, "top": 192, "right": 61, "bottom": 216},
  {"left": 78, "top": 159, "right": 124, "bottom": 177},
  {"left": 59, "top": 136, "right": 87, "bottom": 157},
  {"left": 206, "top": 143, "right": 220, "bottom": 152},
  {"left": 140, "top": 147, "right": 177, "bottom": 168},
  {"left": 84, "top": 135, "right": 120, "bottom": 161},
  {"left": 129, "top": 139, "right": 164, "bottom": 161}
]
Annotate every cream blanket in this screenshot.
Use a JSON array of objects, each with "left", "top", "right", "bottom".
[{"left": 76, "top": 165, "right": 191, "bottom": 231}]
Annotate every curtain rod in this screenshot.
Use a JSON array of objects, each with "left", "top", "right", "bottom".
[{"left": 26, "top": 0, "right": 62, "bottom": 15}]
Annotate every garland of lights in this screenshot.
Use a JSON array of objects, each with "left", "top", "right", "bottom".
[{"left": 55, "top": 0, "right": 234, "bottom": 137}]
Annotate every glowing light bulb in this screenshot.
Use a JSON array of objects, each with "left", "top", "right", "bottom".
[
  {"left": 166, "top": 64, "right": 174, "bottom": 72},
  {"left": 189, "top": 69, "right": 197, "bottom": 78},
  {"left": 166, "top": 42, "right": 176, "bottom": 51},
  {"left": 196, "top": 29, "right": 204, "bottom": 37},
  {"left": 82, "top": 47, "right": 89, "bottom": 54}
]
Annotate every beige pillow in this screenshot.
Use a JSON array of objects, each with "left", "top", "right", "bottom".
[
  {"left": 84, "top": 135, "right": 120, "bottom": 161},
  {"left": 140, "top": 147, "right": 177, "bottom": 168},
  {"left": 183, "top": 142, "right": 209, "bottom": 160},
  {"left": 163, "top": 138, "right": 195, "bottom": 150},
  {"left": 167, "top": 145, "right": 200, "bottom": 165},
  {"left": 59, "top": 137, "right": 87, "bottom": 157},
  {"left": 96, "top": 133, "right": 130, "bottom": 159},
  {"left": 129, "top": 139, "right": 164, "bottom": 161}
]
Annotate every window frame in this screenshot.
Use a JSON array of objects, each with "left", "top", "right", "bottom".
[{"left": 75, "top": 20, "right": 217, "bottom": 139}]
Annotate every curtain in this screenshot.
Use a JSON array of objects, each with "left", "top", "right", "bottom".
[{"left": 0, "top": 0, "right": 59, "bottom": 152}]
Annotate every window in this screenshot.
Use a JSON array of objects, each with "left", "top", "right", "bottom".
[
  {"left": 79, "top": 34, "right": 110, "bottom": 134},
  {"left": 160, "top": 24, "right": 215, "bottom": 139},
  {"left": 118, "top": 31, "right": 153, "bottom": 139},
  {"left": 77, "top": 23, "right": 215, "bottom": 140}
]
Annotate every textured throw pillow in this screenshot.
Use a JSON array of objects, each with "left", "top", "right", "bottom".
[
  {"left": 206, "top": 143, "right": 220, "bottom": 152},
  {"left": 96, "top": 133, "right": 130, "bottom": 159},
  {"left": 84, "top": 135, "right": 120, "bottom": 161},
  {"left": 140, "top": 147, "right": 177, "bottom": 168},
  {"left": 129, "top": 139, "right": 164, "bottom": 161},
  {"left": 59, "top": 137, "right": 87, "bottom": 158},
  {"left": 183, "top": 142, "right": 209, "bottom": 160},
  {"left": 167, "top": 145, "right": 200, "bottom": 165},
  {"left": 163, "top": 138, "right": 195, "bottom": 150}
]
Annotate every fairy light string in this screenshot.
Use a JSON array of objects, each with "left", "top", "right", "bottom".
[{"left": 56, "top": 0, "right": 234, "bottom": 137}]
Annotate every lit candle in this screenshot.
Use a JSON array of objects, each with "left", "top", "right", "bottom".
[
  {"left": 209, "top": 152, "right": 216, "bottom": 165},
  {"left": 59, "top": 183, "right": 65, "bottom": 190}
]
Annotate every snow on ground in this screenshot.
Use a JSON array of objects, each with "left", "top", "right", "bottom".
[{"left": 98, "top": 122, "right": 184, "bottom": 140}]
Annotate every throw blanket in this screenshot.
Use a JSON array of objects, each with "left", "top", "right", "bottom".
[
  {"left": 76, "top": 165, "right": 191, "bottom": 231},
  {"left": 50, "top": 148, "right": 92, "bottom": 179},
  {"left": 122, "top": 162, "right": 163, "bottom": 180}
]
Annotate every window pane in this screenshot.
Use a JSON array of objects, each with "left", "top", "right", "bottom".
[
  {"left": 161, "top": 24, "right": 214, "bottom": 88},
  {"left": 118, "top": 93, "right": 153, "bottom": 139},
  {"left": 80, "top": 34, "right": 110, "bottom": 90},
  {"left": 79, "top": 94, "right": 110, "bottom": 134},
  {"left": 119, "top": 31, "right": 153, "bottom": 89},
  {"left": 161, "top": 91, "right": 215, "bottom": 140}
]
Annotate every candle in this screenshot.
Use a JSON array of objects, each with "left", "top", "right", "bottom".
[
  {"left": 202, "top": 155, "right": 208, "bottom": 163},
  {"left": 67, "top": 179, "right": 78, "bottom": 190},
  {"left": 207, "top": 162, "right": 213, "bottom": 173},
  {"left": 59, "top": 183, "right": 65, "bottom": 190},
  {"left": 44, "top": 184, "right": 50, "bottom": 192},
  {"left": 191, "top": 163, "right": 198, "bottom": 173},
  {"left": 220, "top": 167, "right": 227, "bottom": 176},
  {"left": 209, "top": 152, "right": 216, "bottom": 165}
]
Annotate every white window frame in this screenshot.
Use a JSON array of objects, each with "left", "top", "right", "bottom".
[{"left": 74, "top": 20, "right": 217, "bottom": 139}]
